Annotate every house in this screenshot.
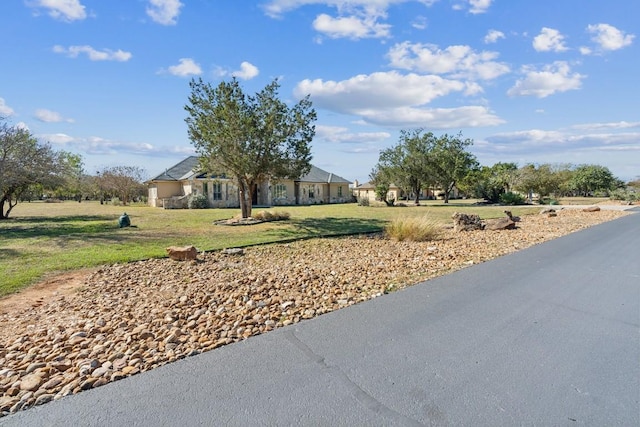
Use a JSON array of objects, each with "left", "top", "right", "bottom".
[
  {"left": 352, "top": 180, "right": 456, "bottom": 203},
  {"left": 147, "top": 156, "right": 353, "bottom": 208}
]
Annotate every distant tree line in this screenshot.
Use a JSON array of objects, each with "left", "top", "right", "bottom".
[
  {"left": 1, "top": 118, "right": 146, "bottom": 219},
  {"left": 369, "top": 128, "right": 632, "bottom": 205}
]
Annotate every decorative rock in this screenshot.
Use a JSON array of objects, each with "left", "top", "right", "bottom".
[
  {"left": 19, "top": 374, "right": 42, "bottom": 392},
  {"left": 484, "top": 217, "right": 516, "bottom": 231},
  {"left": 583, "top": 206, "right": 601, "bottom": 212},
  {"left": 451, "top": 212, "right": 483, "bottom": 232},
  {"left": 166, "top": 246, "right": 198, "bottom": 261}
]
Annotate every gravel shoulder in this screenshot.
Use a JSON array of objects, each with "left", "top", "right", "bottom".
[{"left": 0, "top": 207, "right": 633, "bottom": 416}]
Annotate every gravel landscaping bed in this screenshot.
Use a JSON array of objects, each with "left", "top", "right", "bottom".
[{"left": 0, "top": 208, "right": 630, "bottom": 416}]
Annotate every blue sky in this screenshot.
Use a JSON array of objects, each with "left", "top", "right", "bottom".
[{"left": 1, "top": 0, "right": 638, "bottom": 183}]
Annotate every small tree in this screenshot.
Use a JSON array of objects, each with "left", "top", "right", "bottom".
[
  {"left": 429, "top": 132, "right": 477, "bottom": 203},
  {"left": 96, "top": 166, "right": 146, "bottom": 205},
  {"left": 570, "top": 164, "right": 621, "bottom": 196},
  {"left": 369, "top": 166, "right": 394, "bottom": 206},
  {"left": 376, "top": 129, "right": 436, "bottom": 206},
  {"left": 185, "top": 78, "right": 316, "bottom": 218},
  {"left": 0, "top": 119, "right": 70, "bottom": 219}
]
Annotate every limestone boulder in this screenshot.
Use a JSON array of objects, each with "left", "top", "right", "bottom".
[{"left": 166, "top": 246, "right": 198, "bottom": 261}]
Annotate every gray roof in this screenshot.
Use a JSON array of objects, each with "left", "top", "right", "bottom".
[
  {"left": 149, "top": 156, "right": 200, "bottom": 181},
  {"left": 149, "top": 157, "right": 351, "bottom": 184},
  {"left": 298, "top": 165, "right": 351, "bottom": 184}
]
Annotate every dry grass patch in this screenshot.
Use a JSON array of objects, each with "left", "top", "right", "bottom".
[{"left": 385, "top": 216, "right": 443, "bottom": 242}]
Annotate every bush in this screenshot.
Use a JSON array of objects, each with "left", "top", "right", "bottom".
[
  {"left": 111, "top": 197, "right": 122, "bottom": 206},
  {"left": 610, "top": 189, "right": 637, "bottom": 202},
  {"left": 188, "top": 194, "right": 209, "bottom": 209},
  {"left": 499, "top": 192, "right": 526, "bottom": 205},
  {"left": 385, "top": 216, "right": 442, "bottom": 242},
  {"left": 253, "top": 210, "right": 290, "bottom": 222},
  {"left": 357, "top": 197, "right": 370, "bottom": 206}
]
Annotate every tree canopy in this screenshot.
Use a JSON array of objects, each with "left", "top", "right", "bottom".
[
  {"left": 185, "top": 78, "right": 316, "bottom": 218},
  {"left": 96, "top": 165, "right": 147, "bottom": 205},
  {"left": 373, "top": 129, "right": 476, "bottom": 205},
  {"left": 0, "top": 119, "right": 75, "bottom": 219}
]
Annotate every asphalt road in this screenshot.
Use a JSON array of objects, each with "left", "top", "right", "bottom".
[{"left": 3, "top": 209, "right": 639, "bottom": 426}]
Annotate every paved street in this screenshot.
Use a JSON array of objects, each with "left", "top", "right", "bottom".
[{"left": 2, "top": 209, "right": 639, "bottom": 426}]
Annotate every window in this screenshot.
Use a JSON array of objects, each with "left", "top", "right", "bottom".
[
  {"left": 203, "top": 183, "right": 209, "bottom": 196},
  {"left": 274, "top": 184, "right": 287, "bottom": 199},
  {"left": 308, "top": 186, "right": 315, "bottom": 199},
  {"left": 337, "top": 186, "right": 343, "bottom": 197},
  {"left": 213, "top": 182, "right": 222, "bottom": 200}
]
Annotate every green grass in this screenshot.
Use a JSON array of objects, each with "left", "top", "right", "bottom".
[{"left": 0, "top": 200, "right": 537, "bottom": 296}]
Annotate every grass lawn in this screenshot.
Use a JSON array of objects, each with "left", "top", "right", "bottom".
[{"left": 1, "top": 200, "right": 538, "bottom": 296}]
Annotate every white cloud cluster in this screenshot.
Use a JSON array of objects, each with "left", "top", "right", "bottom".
[
  {"left": 165, "top": 58, "right": 202, "bottom": 77},
  {"left": 34, "top": 109, "right": 74, "bottom": 123},
  {"left": 29, "top": 0, "right": 87, "bottom": 22},
  {"left": 295, "top": 71, "right": 503, "bottom": 128},
  {"left": 507, "top": 61, "right": 584, "bottom": 98},
  {"left": 481, "top": 125, "right": 640, "bottom": 160},
  {"left": 146, "top": 0, "right": 184, "bottom": 25},
  {"left": 262, "top": 0, "right": 445, "bottom": 40},
  {"left": 315, "top": 125, "right": 391, "bottom": 144},
  {"left": 231, "top": 62, "right": 260, "bottom": 80},
  {"left": 313, "top": 13, "right": 391, "bottom": 39},
  {"left": 53, "top": 45, "right": 132, "bottom": 62},
  {"left": 483, "top": 29, "right": 504, "bottom": 44},
  {"left": 586, "top": 23, "right": 635, "bottom": 52},
  {"left": 533, "top": 27, "right": 568, "bottom": 52},
  {"left": 387, "top": 42, "right": 510, "bottom": 80},
  {"left": 467, "top": 0, "right": 492, "bottom": 14},
  {"left": 0, "top": 98, "right": 15, "bottom": 116}
]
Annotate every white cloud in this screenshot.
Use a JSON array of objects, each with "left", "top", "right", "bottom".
[
  {"left": 411, "top": 16, "right": 428, "bottom": 30},
  {"left": 387, "top": 42, "right": 510, "bottom": 80},
  {"left": 358, "top": 105, "right": 504, "bottom": 128},
  {"left": 34, "top": 109, "right": 74, "bottom": 123},
  {"left": 53, "top": 45, "right": 132, "bottom": 61},
  {"left": 231, "top": 62, "right": 260, "bottom": 80},
  {"left": 313, "top": 13, "right": 390, "bottom": 39},
  {"left": 262, "top": 0, "right": 439, "bottom": 39},
  {"left": 295, "top": 71, "right": 503, "bottom": 128},
  {"left": 166, "top": 58, "right": 202, "bottom": 77},
  {"left": 146, "top": 0, "right": 183, "bottom": 25},
  {"left": 295, "top": 71, "right": 466, "bottom": 112},
  {"left": 40, "top": 132, "right": 76, "bottom": 144},
  {"left": 467, "top": 0, "right": 492, "bottom": 14},
  {"left": 579, "top": 46, "right": 592, "bottom": 55},
  {"left": 483, "top": 29, "right": 505, "bottom": 44},
  {"left": 0, "top": 98, "right": 15, "bottom": 116},
  {"left": 507, "top": 61, "right": 584, "bottom": 98},
  {"left": 571, "top": 121, "right": 640, "bottom": 131},
  {"left": 533, "top": 27, "right": 568, "bottom": 52},
  {"left": 586, "top": 23, "right": 635, "bottom": 51},
  {"left": 29, "top": 0, "right": 87, "bottom": 22},
  {"left": 315, "top": 125, "right": 391, "bottom": 144}
]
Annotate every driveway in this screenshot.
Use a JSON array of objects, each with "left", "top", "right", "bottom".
[{"left": 2, "top": 208, "right": 638, "bottom": 426}]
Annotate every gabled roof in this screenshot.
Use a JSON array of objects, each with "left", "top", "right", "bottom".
[
  {"left": 149, "top": 156, "right": 200, "bottom": 181},
  {"left": 149, "top": 157, "right": 351, "bottom": 184},
  {"left": 298, "top": 165, "right": 351, "bottom": 184}
]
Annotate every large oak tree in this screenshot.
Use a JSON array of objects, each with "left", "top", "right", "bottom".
[{"left": 185, "top": 78, "right": 316, "bottom": 218}]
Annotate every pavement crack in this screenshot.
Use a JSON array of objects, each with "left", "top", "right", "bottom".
[{"left": 284, "top": 330, "right": 424, "bottom": 426}]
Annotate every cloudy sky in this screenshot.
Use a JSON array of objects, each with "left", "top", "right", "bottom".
[{"left": 1, "top": 0, "right": 638, "bottom": 182}]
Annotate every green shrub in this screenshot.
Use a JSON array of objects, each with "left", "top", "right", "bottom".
[
  {"left": 111, "top": 197, "right": 122, "bottom": 206},
  {"left": 385, "top": 216, "right": 442, "bottom": 242},
  {"left": 357, "top": 197, "right": 370, "bottom": 206},
  {"left": 499, "top": 192, "right": 526, "bottom": 205},
  {"left": 610, "top": 189, "right": 637, "bottom": 202},
  {"left": 188, "top": 194, "right": 209, "bottom": 209}
]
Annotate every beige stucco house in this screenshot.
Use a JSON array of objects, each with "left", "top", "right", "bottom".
[
  {"left": 147, "top": 156, "right": 353, "bottom": 208},
  {"left": 352, "top": 180, "right": 457, "bottom": 203}
]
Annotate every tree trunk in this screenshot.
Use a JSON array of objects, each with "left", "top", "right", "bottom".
[
  {"left": 413, "top": 186, "right": 421, "bottom": 206},
  {"left": 238, "top": 179, "right": 253, "bottom": 218}
]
